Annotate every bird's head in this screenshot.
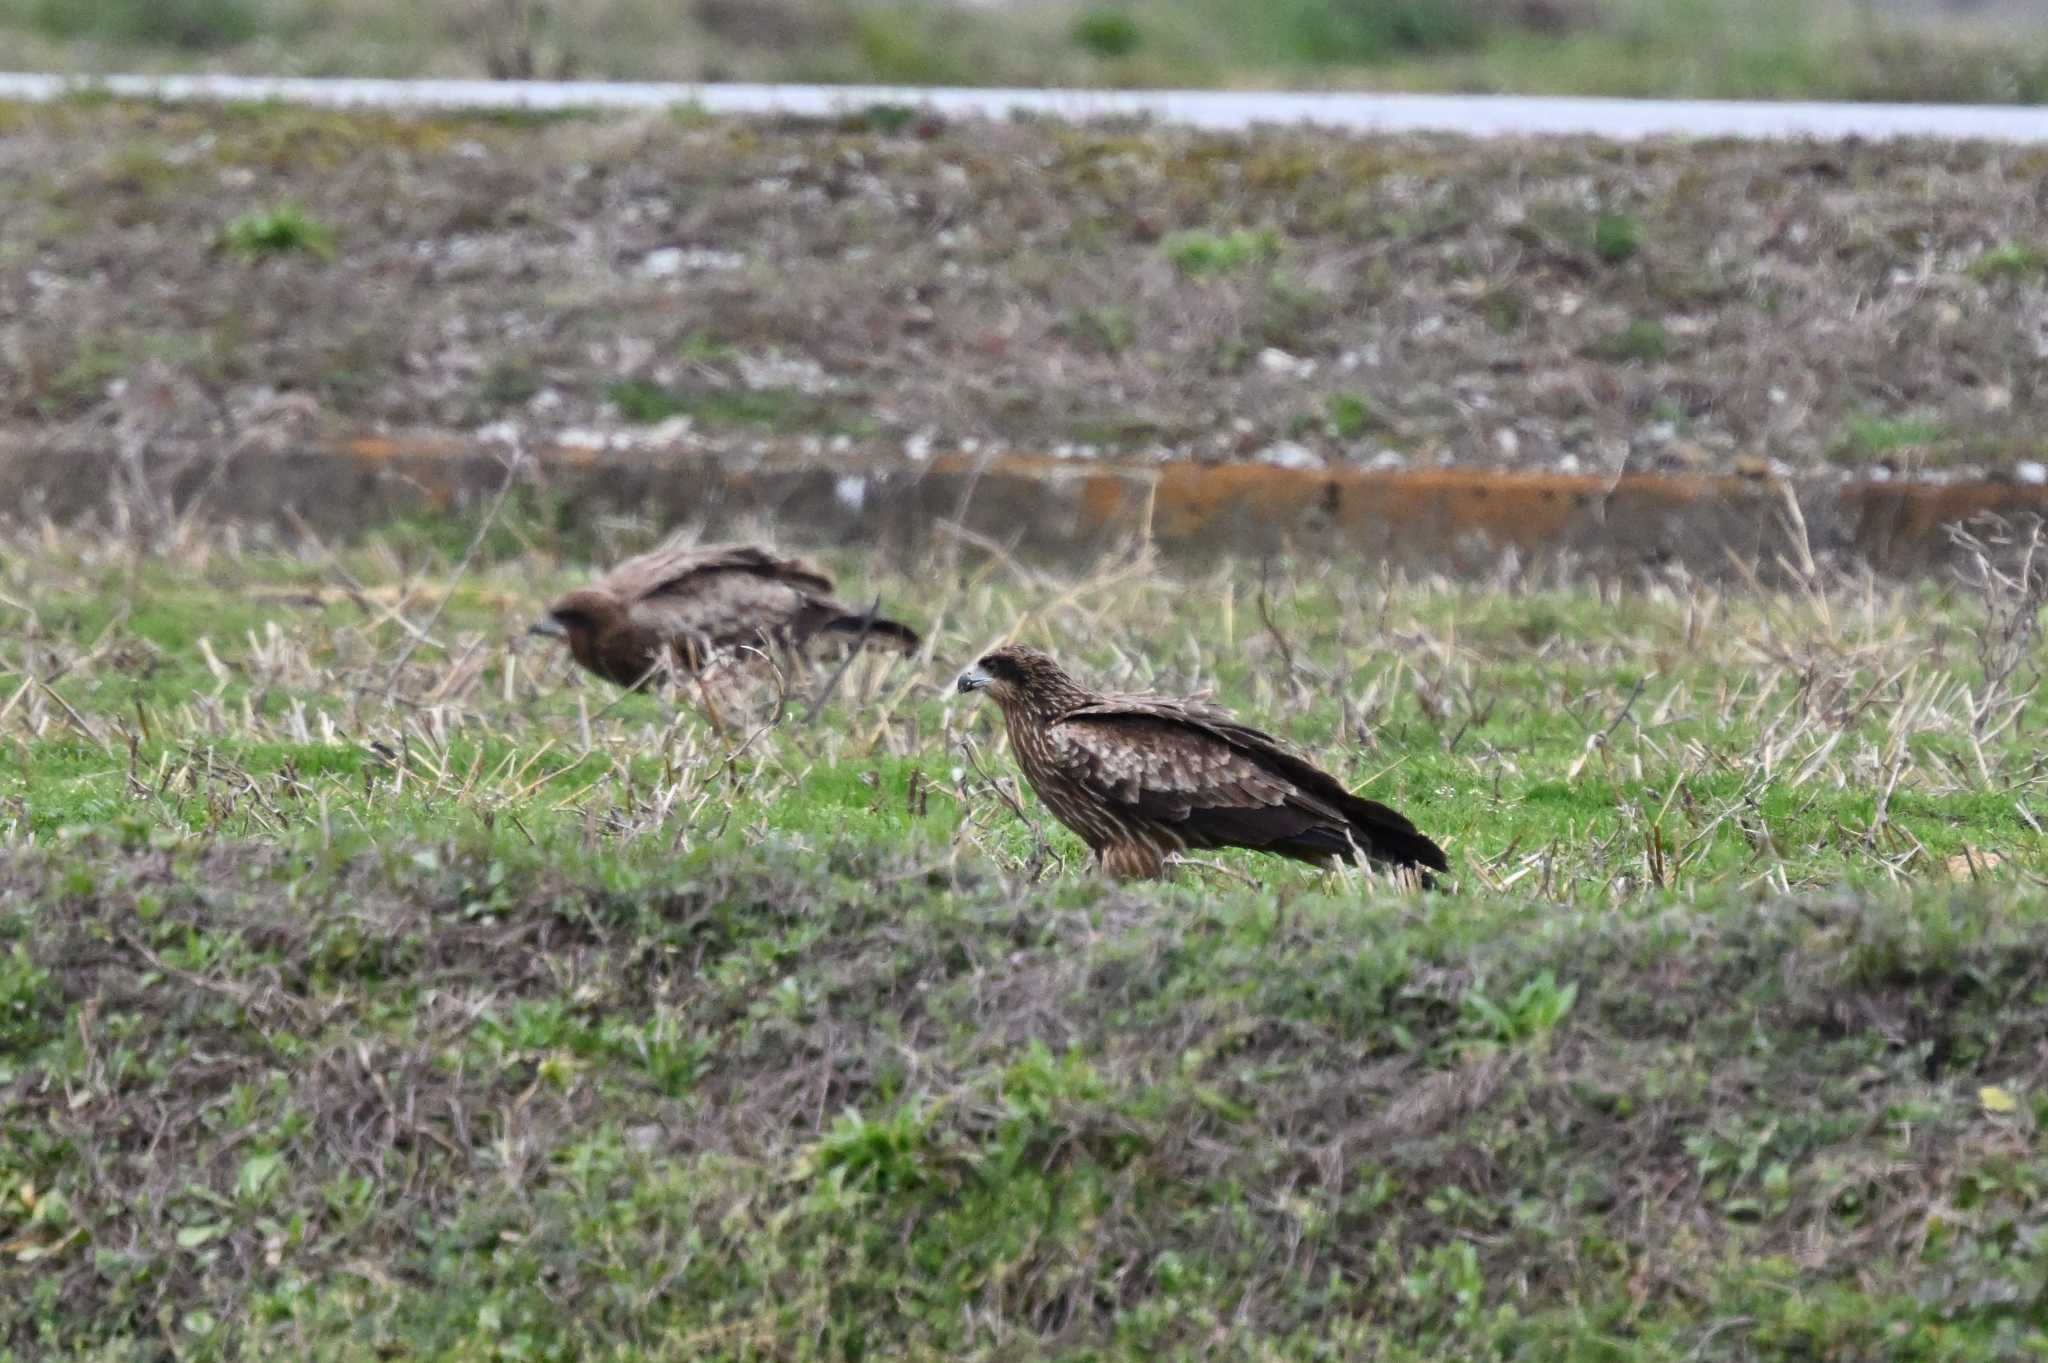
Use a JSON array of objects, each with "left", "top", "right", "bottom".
[
  {"left": 956, "top": 644, "right": 1074, "bottom": 710},
  {"left": 529, "top": 589, "right": 613, "bottom": 645}
]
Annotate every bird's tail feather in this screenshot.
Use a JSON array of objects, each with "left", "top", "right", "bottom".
[
  {"left": 1340, "top": 795, "right": 1450, "bottom": 879},
  {"left": 821, "top": 612, "right": 921, "bottom": 652}
]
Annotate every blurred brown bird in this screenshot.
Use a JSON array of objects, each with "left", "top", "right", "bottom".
[
  {"left": 530, "top": 543, "right": 920, "bottom": 689},
  {"left": 957, "top": 644, "right": 1447, "bottom": 885}
]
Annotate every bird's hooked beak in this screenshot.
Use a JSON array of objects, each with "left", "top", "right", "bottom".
[
  {"left": 955, "top": 665, "right": 992, "bottom": 695},
  {"left": 527, "top": 615, "right": 567, "bottom": 639}
]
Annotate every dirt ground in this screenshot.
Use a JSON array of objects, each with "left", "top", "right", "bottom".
[{"left": 5, "top": 98, "right": 2048, "bottom": 483}]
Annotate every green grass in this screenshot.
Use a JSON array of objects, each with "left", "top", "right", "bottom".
[
  {"left": 1162, "top": 227, "right": 1280, "bottom": 278},
  {"left": 1592, "top": 209, "right": 1645, "bottom": 265},
  {"left": 1223, "top": 0, "right": 1484, "bottom": 67},
  {"left": 21, "top": 0, "right": 260, "bottom": 50},
  {"left": 1325, "top": 390, "right": 1374, "bottom": 439},
  {"left": 2, "top": 513, "right": 2048, "bottom": 1358},
  {"left": 1583, "top": 316, "right": 1668, "bottom": 363},
  {"left": 1329, "top": 0, "right": 2048, "bottom": 104},
  {"left": 12, "top": 0, "right": 2045, "bottom": 104},
  {"left": 1967, "top": 241, "right": 2048, "bottom": 285},
  {"left": 220, "top": 202, "right": 336, "bottom": 262},
  {"left": 1073, "top": 6, "right": 1144, "bottom": 61},
  {"left": 1838, "top": 410, "right": 1948, "bottom": 459}
]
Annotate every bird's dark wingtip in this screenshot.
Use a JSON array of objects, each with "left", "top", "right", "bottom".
[
  {"left": 824, "top": 612, "right": 921, "bottom": 651},
  {"left": 1390, "top": 831, "right": 1450, "bottom": 884}
]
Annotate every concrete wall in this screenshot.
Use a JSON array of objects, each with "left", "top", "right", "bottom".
[{"left": 5, "top": 432, "right": 2043, "bottom": 581}]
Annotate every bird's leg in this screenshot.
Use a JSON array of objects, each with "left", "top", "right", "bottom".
[
  {"left": 1097, "top": 843, "right": 1168, "bottom": 882},
  {"left": 667, "top": 642, "right": 729, "bottom": 737},
  {"left": 688, "top": 666, "right": 730, "bottom": 737}
]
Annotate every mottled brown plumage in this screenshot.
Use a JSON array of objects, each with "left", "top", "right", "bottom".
[
  {"left": 958, "top": 644, "right": 1447, "bottom": 885},
  {"left": 531, "top": 542, "right": 919, "bottom": 689}
]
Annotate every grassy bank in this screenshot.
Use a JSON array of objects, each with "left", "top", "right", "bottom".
[
  {"left": 2, "top": 510, "right": 2046, "bottom": 1357},
  {"left": 2, "top": 0, "right": 2046, "bottom": 105},
  {"left": 9, "top": 99, "right": 2048, "bottom": 481}
]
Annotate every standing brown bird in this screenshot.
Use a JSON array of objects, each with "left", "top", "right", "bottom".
[
  {"left": 957, "top": 644, "right": 1447, "bottom": 884},
  {"left": 530, "top": 542, "right": 920, "bottom": 689}
]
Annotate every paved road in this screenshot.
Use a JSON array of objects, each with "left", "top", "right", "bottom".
[{"left": 3, "top": 70, "right": 2047, "bottom": 142}]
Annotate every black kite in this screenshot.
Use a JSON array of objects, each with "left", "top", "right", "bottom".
[
  {"left": 532, "top": 542, "right": 919, "bottom": 689},
  {"left": 957, "top": 644, "right": 1447, "bottom": 884}
]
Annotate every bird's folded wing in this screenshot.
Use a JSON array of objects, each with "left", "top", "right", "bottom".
[
  {"left": 599, "top": 543, "right": 836, "bottom": 604},
  {"left": 591, "top": 544, "right": 714, "bottom": 601},
  {"left": 1052, "top": 702, "right": 1442, "bottom": 869},
  {"left": 1049, "top": 707, "right": 1323, "bottom": 821},
  {"left": 660, "top": 545, "right": 834, "bottom": 598},
  {"left": 627, "top": 569, "right": 813, "bottom": 645}
]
